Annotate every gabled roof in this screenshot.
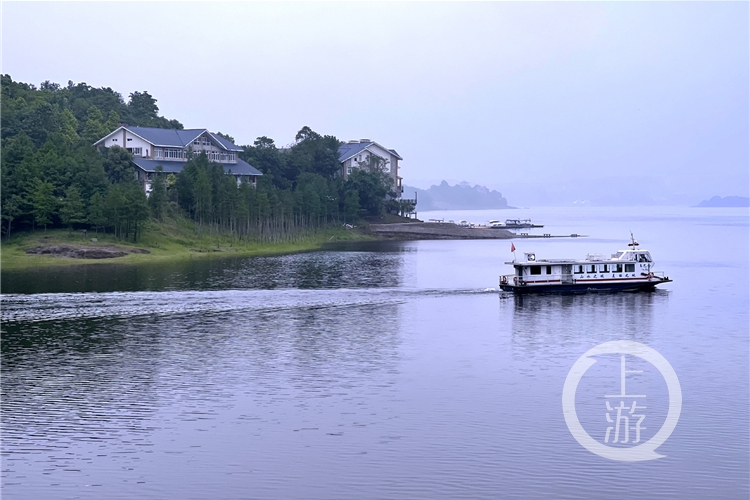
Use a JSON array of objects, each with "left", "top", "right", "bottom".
[
  {"left": 132, "top": 157, "right": 262, "bottom": 176},
  {"left": 337, "top": 142, "right": 372, "bottom": 162},
  {"left": 337, "top": 140, "right": 403, "bottom": 162},
  {"left": 209, "top": 133, "right": 243, "bottom": 152},
  {"left": 95, "top": 126, "right": 243, "bottom": 152}
]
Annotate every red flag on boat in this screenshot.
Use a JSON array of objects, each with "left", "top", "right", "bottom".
[{"left": 510, "top": 243, "right": 516, "bottom": 252}]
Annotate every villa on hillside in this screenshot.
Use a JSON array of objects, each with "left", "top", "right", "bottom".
[
  {"left": 94, "top": 126, "right": 262, "bottom": 194},
  {"left": 338, "top": 139, "right": 404, "bottom": 198}
]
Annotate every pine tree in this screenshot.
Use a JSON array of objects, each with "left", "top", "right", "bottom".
[
  {"left": 31, "top": 180, "right": 56, "bottom": 230},
  {"left": 148, "top": 167, "right": 167, "bottom": 220},
  {"left": 60, "top": 186, "right": 87, "bottom": 228},
  {"left": 87, "top": 192, "right": 107, "bottom": 235}
]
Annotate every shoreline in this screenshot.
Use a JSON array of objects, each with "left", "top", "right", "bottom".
[
  {"left": 1, "top": 220, "right": 576, "bottom": 272},
  {"left": 0, "top": 228, "right": 374, "bottom": 271}
]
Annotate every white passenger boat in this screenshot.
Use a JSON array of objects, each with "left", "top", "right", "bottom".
[{"left": 499, "top": 236, "right": 672, "bottom": 293}]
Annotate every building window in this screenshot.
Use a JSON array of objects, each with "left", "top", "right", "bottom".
[
  {"left": 347, "top": 166, "right": 352, "bottom": 175},
  {"left": 229, "top": 153, "right": 236, "bottom": 162},
  {"left": 127, "top": 138, "right": 132, "bottom": 142},
  {"left": 127, "top": 147, "right": 143, "bottom": 156},
  {"left": 193, "top": 139, "right": 200, "bottom": 145},
  {"left": 164, "top": 149, "right": 183, "bottom": 159},
  {"left": 112, "top": 138, "right": 117, "bottom": 142},
  {"left": 154, "top": 148, "right": 162, "bottom": 159}
]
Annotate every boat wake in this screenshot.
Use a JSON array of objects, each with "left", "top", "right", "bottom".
[{"left": 1, "top": 287, "right": 499, "bottom": 324}]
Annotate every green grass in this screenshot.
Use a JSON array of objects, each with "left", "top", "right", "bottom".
[{"left": 1, "top": 218, "right": 373, "bottom": 271}]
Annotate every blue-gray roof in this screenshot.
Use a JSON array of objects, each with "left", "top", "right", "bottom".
[
  {"left": 338, "top": 142, "right": 372, "bottom": 162},
  {"left": 124, "top": 126, "right": 243, "bottom": 152},
  {"left": 210, "top": 133, "right": 244, "bottom": 152},
  {"left": 338, "top": 141, "right": 403, "bottom": 162},
  {"left": 132, "top": 157, "right": 262, "bottom": 176}
]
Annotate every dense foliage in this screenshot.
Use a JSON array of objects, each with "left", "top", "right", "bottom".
[{"left": 1, "top": 76, "right": 398, "bottom": 243}]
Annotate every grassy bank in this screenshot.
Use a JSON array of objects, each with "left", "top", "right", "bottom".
[{"left": 1, "top": 217, "right": 374, "bottom": 271}]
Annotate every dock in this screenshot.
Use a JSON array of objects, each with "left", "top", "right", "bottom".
[{"left": 367, "top": 222, "right": 584, "bottom": 240}]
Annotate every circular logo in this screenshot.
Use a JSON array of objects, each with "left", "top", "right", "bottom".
[{"left": 562, "top": 340, "right": 682, "bottom": 462}]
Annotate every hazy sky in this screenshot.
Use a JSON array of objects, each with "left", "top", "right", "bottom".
[{"left": 3, "top": 2, "right": 748, "bottom": 205}]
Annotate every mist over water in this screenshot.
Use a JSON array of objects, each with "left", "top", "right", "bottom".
[{"left": 2, "top": 207, "right": 748, "bottom": 499}]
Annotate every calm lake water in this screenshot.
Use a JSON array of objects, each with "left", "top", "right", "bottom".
[{"left": 2, "top": 206, "right": 748, "bottom": 499}]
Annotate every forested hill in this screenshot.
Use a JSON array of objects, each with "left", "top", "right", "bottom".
[
  {"left": 402, "top": 181, "right": 511, "bottom": 210},
  {"left": 1, "top": 76, "right": 409, "bottom": 243},
  {"left": 1, "top": 75, "right": 183, "bottom": 145}
]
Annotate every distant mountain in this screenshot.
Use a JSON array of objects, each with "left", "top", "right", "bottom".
[
  {"left": 695, "top": 196, "right": 750, "bottom": 207},
  {"left": 403, "top": 181, "right": 512, "bottom": 211}
]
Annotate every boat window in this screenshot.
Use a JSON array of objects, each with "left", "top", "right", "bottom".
[
  {"left": 614, "top": 264, "right": 623, "bottom": 272},
  {"left": 574, "top": 265, "right": 584, "bottom": 274},
  {"left": 601, "top": 264, "right": 609, "bottom": 272},
  {"left": 613, "top": 252, "right": 624, "bottom": 259},
  {"left": 529, "top": 266, "right": 542, "bottom": 275},
  {"left": 625, "top": 264, "right": 635, "bottom": 272},
  {"left": 587, "top": 264, "right": 596, "bottom": 273},
  {"left": 545, "top": 266, "right": 551, "bottom": 274}
]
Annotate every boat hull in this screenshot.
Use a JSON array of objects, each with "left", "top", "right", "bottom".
[{"left": 499, "top": 279, "right": 671, "bottom": 294}]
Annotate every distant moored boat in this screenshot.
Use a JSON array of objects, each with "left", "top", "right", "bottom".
[{"left": 491, "top": 219, "right": 544, "bottom": 229}]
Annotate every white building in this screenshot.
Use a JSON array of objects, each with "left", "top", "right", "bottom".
[
  {"left": 94, "top": 126, "right": 262, "bottom": 194},
  {"left": 338, "top": 139, "right": 403, "bottom": 198}
]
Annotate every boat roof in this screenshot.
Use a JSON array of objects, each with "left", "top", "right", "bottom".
[{"left": 506, "top": 249, "right": 652, "bottom": 265}]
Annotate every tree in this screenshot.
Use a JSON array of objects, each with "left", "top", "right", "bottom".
[
  {"left": 82, "top": 106, "right": 108, "bottom": 143},
  {"left": 123, "top": 183, "right": 149, "bottom": 241},
  {"left": 103, "top": 145, "right": 134, "bottom": 183},
  {"left": 58, "top": 109, "right": 80, "bottom": 144},
  {"left": 87, "top": 192, "right": 107, "bottom": 234},
  {"left": 128, "top": 91, "right": 158, "bottom": 125},
  {"left": 104, "top": 184, "right": 127, "bottom": 237},
  {"left": 59, "top": 186, "right": 86, "bottom": 229},
  {"left": 104, "top": 110, "right": 121, "bottom": 132},
  {"left": 148, "top": 166, "right": 167, "bottom": 220},
  {"left": 31, "top": 180, "right": 56, "bottom": 230},
  {"left": 342, "top": 189, "right": 360, "bottom": 222},
  {"left": 103, "top": 184, "right": 148, "bottom": 241},
  {"left": 345, "top": 155, "right": 393, "bottom": 216},
  {"left": 193, "top": 165, "right": 212, "bottom": 225},
  {"left": 2, "top": 195, "right": 22, "bottom": 240},
  {"left": 295, "top": 126, "right": 320, "bottom": 143}
]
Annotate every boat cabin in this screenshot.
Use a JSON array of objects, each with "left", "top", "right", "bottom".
[{"left": 510, "top": 250, "right": 655, "bottom": 284}]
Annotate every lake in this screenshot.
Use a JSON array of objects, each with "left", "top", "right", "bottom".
[{"left": 2, "top": 206, "right": 748, "bottom": 499}]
